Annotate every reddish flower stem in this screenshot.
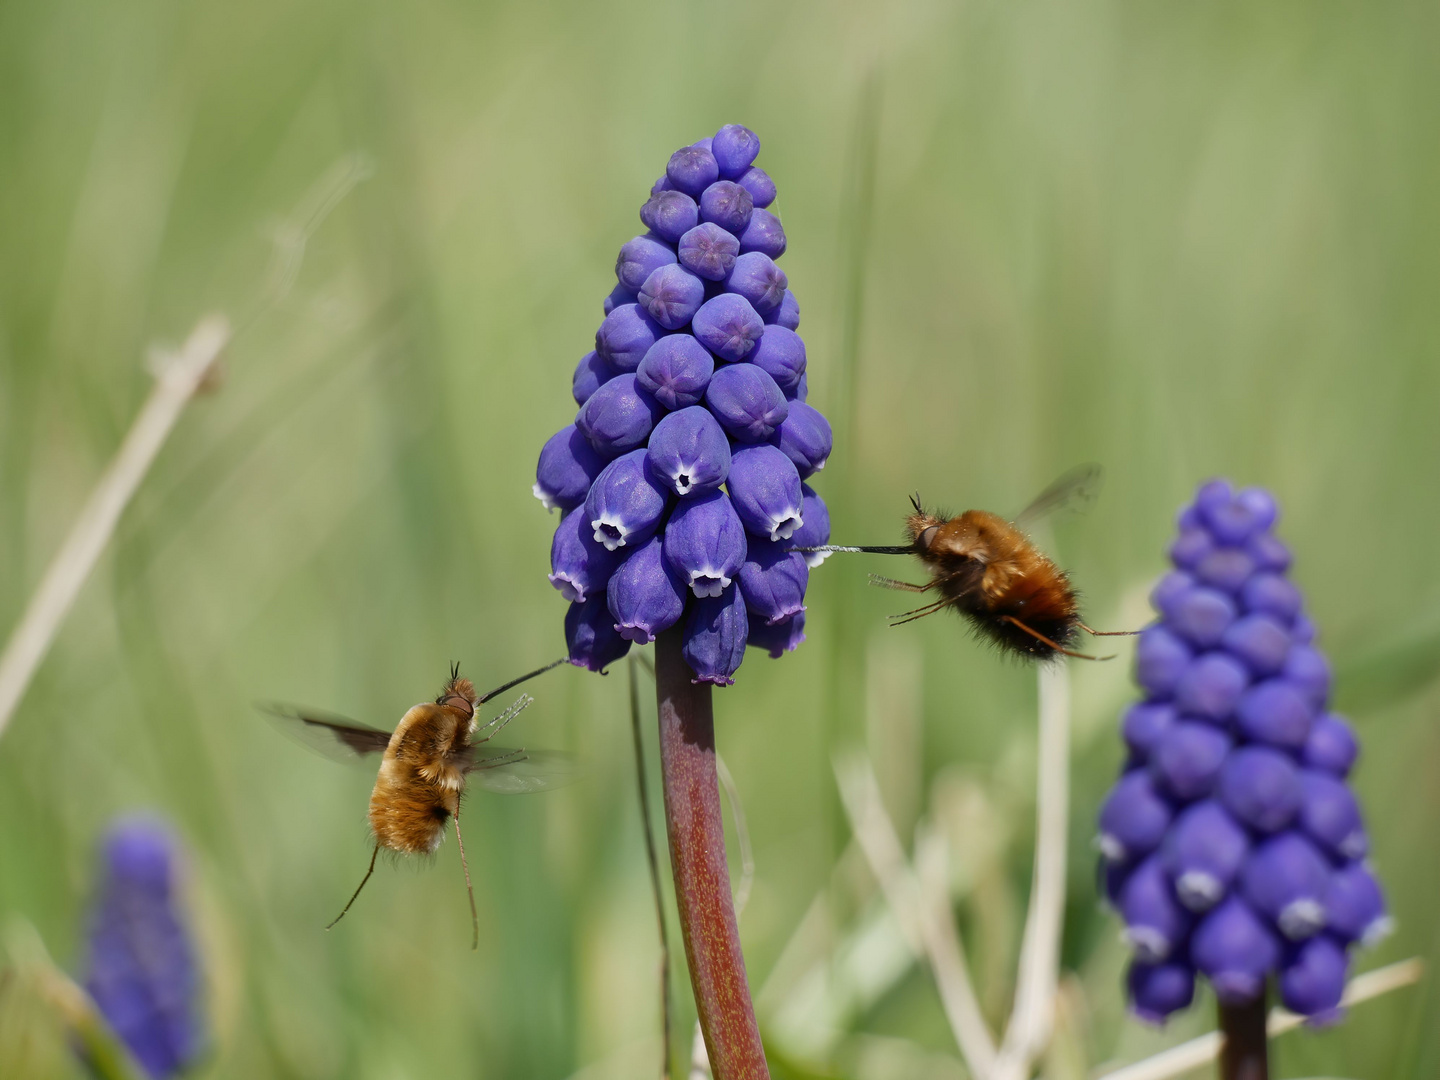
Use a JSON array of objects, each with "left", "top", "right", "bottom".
[
  {"left": 654, "top": 627, "right": 769, "bottom": 1080},
  {"left": 1218, "top": 995, "right": 1268, "bottom": 1080}
]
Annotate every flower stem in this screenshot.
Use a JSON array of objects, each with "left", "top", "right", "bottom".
[
  {"left": 654, "top": 627, "right": 769, "bottom": 1080},
  {"left": 1218, "top": 994, "right": 1268, "bottom": 1080}
]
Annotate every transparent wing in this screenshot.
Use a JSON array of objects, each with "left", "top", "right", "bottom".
[
  {"left": 463, "top": 745, "right": 580, "bottom": 795},
  {"left": 260, "top": 703, "right": 392, "bottom": 764},
  {"left": 1013, "top": 464, "right": 1103, "bottom": 526}
]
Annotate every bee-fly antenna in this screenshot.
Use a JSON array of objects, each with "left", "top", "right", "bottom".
[
  {"left": 327, "top": 844, "right": 380, "bottom": 930},
  {"left": 910, "top": 492, "right": 924, "bottom": 515},
  {"left": 476, "top": 656, "right": 569, "bottom": 704},
  {"left": 451, "top": 660, "right": 461, "bottom": 681}
]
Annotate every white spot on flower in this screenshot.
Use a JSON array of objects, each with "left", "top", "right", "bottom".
[
  {"left": 688, "top": 567, "right": 731, "bottom": 598},
  {"left": 766, "top": 508, "right": 803, "bottom": 542},
  {"left": 591, "top": 514, "right": 630, "bottom": 551},
  {"left": 532, "top": 482, "right": 559, "bottom": 512}
]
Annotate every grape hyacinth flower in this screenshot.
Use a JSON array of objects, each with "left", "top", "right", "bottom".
[
  {"left": 1099, "top": 480, "right": 1388, "bottom": 1046},
  {"left": 82, "top": 816, "right": 205, "bottom": 1080}
]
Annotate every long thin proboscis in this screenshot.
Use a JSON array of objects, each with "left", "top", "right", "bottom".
[
  {"left": 476, "top": 656, "right": 569, "bottom": 704},
  {"left": 790, "top": 544, "right": 916, "bottom": 555}
]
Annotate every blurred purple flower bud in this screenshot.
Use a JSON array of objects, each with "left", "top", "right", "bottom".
[
  {"left": 646, "top": 406, "right": 731, "bottom": 497},
  {"left": 1283, "top": 644, "right": 1331, "bottom": 709},
  {"left": 1302, "top": 713, "right": 1358, "bottom": 776},
  {"left": 1298, "top": 771, "right": 1367, "bottom": 859},
  {"left": 1199, "top": 490, "right": 1267, "bottom": 545},
  {"left": 790, "top": 372, "right": 808, "bottom": 401},
  {"left": 747, "top": 610, "right": 806, "bottom": 658},
  {"left": 706, "top": 364, "right": 789, "bottom": 443},
  {"left": 1235, "top": 487, "right": 1278, "bottom": 531},
  {"left": 1218, "top": 746, "right": 1302, "bottom": 833},
  {"left": 699, "top": 180, "right": 754, "bottom": 234},
  {"left": 566, "top": 594, "right": 631, "bottom": 672},
  {"left": 1150, "top": 571, "right": 1196, "bottom": 617},
  {"left": 735, "top": 166, "right": 776, "bottom": 208},
  {"left": 1151, "top": 721, "right": 1232, "bottom": 801},
  {"left": 535, "top": 424, "right": 605, "bottom": 513},
  {"left": 1174, "top": 653, "right": 1250, "bottom": 721},
  {"left": 1119, "top": 857, "right": 1192, "bottom": 962},
  {"left": 1162, "top": 800, "right": 1249, "bottom": 912},
  {"left": 549, "top": 506, "right": 624, "bottom": 603},
  {"left": 640, "top": 190, "right": 699, "bottom": 244},
  {"left": 603, "top": 283, "right": 635, "bottom": 315},
  {"left": 683, "top": 583, "right": 748, "bottom": 685},
  {"left": 1220, "top": 614, "right": 1292, "bottom": 676},
  {"left": 1324, "top": 862, "right": 1390, "bottom": 945},
  {"left": 1234, "top": 679, "right": 1314, "bottom": 748},
  {"left": 712, "top": 124, "right": 761, "bottom": 178},
  {"left": 636, "top": 334, "right": 715, "bottom": 410},
  {"left": 576, "top": 373, "right": 664, "bottom": 457},
  {"left": 738, "top": 209, "right": 787, "bottom": 259},
  {"left": 692, "top": 293, "right": 765, "bottom": 361},
  {"left": 667, "top": 144, "right": 720, "bottom": 197},
  {"left": 651, "top": 174, "right": 672, "bottom": 195},
  {"left": 771, "top": 401, "right": 831, "bottom": 480},
  {"left": 1135, "top": 626, "right": 1193, "bottom": 698},
  {"left": 1122, "top": 701, "right": 1178, "bottom": 759},
  {"left": 1242, "top": 572, "right": 1302, "bottom": 621},
  {"left": 616, "top": 235, "right": 678, "bottom": 293},
  {"left": 664, "top": 490, "right": 747, "bottom": 597},
  {"left": 584, "top": 448, "right": 670, "bottom": 552},
  {"left": 1128, "top": 960, "right": 1196, "bottom": 1026},
  {"left": 1279, "top": 935, "right": 1347, "bottom": 1022},
  {"left": 725, "top": 251, "right": 788, "bottom": 315},
  {"left": 678, "top": 222, "right": 741, "bottom": 281},
  {"left": 1241, "top": 831, "right": 1330, "bottom": 939},
  {"left": 1169, "top": 528, "right": 1214, "bottom": 570},
  {"left": 748, "top": 325, "right": 806, "bottom": 393},
  {"left": 596, "top": 303, "right": 664, "bottom": 372},
  {"left": 1098, "top": 771, "right": 1173, "bottom": 863},
  {"left": 573, "top": 350, "right": 614, "bottom": 406},
  {"left": 1167, "top": 588, "right": 1236, "bottom": 648},
  {"left": 1247, "top": 532, "right": 1292, "bottom": 572},
  {"left": 639, "top": 264, "right": 705, "bottom": 330},
  {"left": 1194, "top": 479, "right": 1233, "bottom": 517},
  {"left": 1195, "top": 548, "right": 1256, "bottom": 593},
  {"left": 607, "top": 536, "right": 687, "bottom": 644},
  {"left": 737, "top": 543, "right": 808, "bottom": 625},
  {"left": 727, "top": 444, "right": 804, "bottom": 542},
  {"left": 1191, "top": 897, "right": 1280, "bottom": 1005},
  {"left": 766, "top": 288, "right": 800, "bottom": 330},
  {"left": 791, "top": 484, "right": 831, "bottom": 567}
]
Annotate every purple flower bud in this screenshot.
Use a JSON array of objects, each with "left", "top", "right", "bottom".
[
  {"left": 683, "top": 583, "right": 748, "bottom": 685},
  {"left": 667, "top": 144, "right": 720, "bottom": 197},
  {"left": 706, "top": 364, "right": 789, "bottom": 444},
  {"left": 1302, "top": 713, "right": 1358, "bottom": 777},
  {"left": 572, "top": 350, "right": 614, "bottom": 406},
  {"left": 635, "top": 334, "right": 715, "bottom": 410},
  {"left": 771, "top": 402, "right": 831, "bottom": 479},
  {"left": 1220, "top": 614, "right": 1292, "bottom": 676},
  {"left": 790, "top": 372, "right": 808, "bottom": 401},
  {"left": 1098, "top": 770, "right": 1173, "bottom": 863},
  {"left": 1247, "top": 532, "right": 1292, "bottom": 572},
  {"left": 646, "top": 406, "right": 731, "bottom": 497},
  {"left": 748, "top": 324, "right": 806, "bottom": 393},
  {"left": 1169, "top": 528, "right": 1214, "bottom": 570},
  {"left": 678, "top": 222, "right": 741, "bottom": 281},
  {"left": 712, "top": 124, "right": 761, "bottom": 178},
  {"left": 603, "top": 283, "right": 635, "bottom": 315},
  {"left": 1174, "top": 653, "right": 1250, "bottom": 721},
  {"left": 698, "top": 180, "right": 754, "bottom": 234},
  {"left": 747, "top": 610, "right": 806, "bottom": 657},
  {"left": 692, "top": 293, "right": 765, "bottom": 361},
  {"left": 1298, "top": 771, "right": 1367, "bottom": 859},
  {"left": 565, "top": 594, "right": 631, "bottom": 672},
  {"left": 1150, "top": 571, "right": 1196, "bottom": 617},
  {"left": 1194, "top": 479, "right": 1233, "bottom": 517},
  {"left": 725, "top": 251, "right": 788, "bottom": 315},
  {"left": 1235, "top": 486, "right": 1278, "bottom": 531},
  {"left": 1167, "top": 588, "right": 1236, "bottom": 648},
  {"left": 596, "top": 303, "right": 664, "bottom": 372},
  {"left": 739, "top": 209, "right": 787, "bottom": 259},
  {"left": 767, "top": 288, "right": 800, "bottom": 329},
  {"left": 576, "top": 372, "right": 664, "bottom": 457},
  {"left": 1128, "top": 960, "right": 1196, "bottom": 1025},
  {"left": 1162, "top": 801, "right": 1249, "bottom": 912},
  {"left": 534, "top": 424, "right": 606, "bottom": 513},
  {"left": 1283, "top": 644, "right": 1331, "bottom": 709},
  {"left": 736, "top": 166, "right": 776, "bottom": 208},
  {"left": 1218, "top": 746, "right": 1302, "bottom": 833},
  {"left": 1293, "top": 615, "right": 1318, "bottom": 645},
  {"left": 1151, "top": 721, "right": 1232, "bottom": 801},
  {"left": 638, "top": 264, "right": 705, "bottom": 330},
  {"left": 549, "top": 506, "right": 624, "bottom": 602},
  {"left": 616, "top": 235, "right": 678, "bottom": 293},
  {"left": 1234, "top": 678, "right": 1314, "bottom": 748},
  {"left": 607, "top": 536, "right": 687, "bottom": 644},
  {"left": 1199, "top": 490, "right": 1267, "bottom": 545},
  {"left": 83, "top": 816, "right": 204, "bottom": 1080},
  {"left": 738, "top": 544, "right": 808, "bottom": 625},
  {"left": 1324, "top": 862, "right": 1390, "bottom": 945},
  {"left": 640, "top": 190, "right": 699, "bottom": 244},
  {"left": 1135, "top": 626, "right": 1193, "bottom": 698},
  {"left": 1279, "top": 935, "right": 1347, "bottom": 1021},
  {"left": 1195, "top": 547, "right": 1256, "bottom": 593},
  {"left": 1122, "top": 701, "right": 1178, "bottom": 759},
  {"left": 664, "top": 490, "right": 747, "bottom": 597},
  {"left": 651, "top": 174, "right": 672, "bottom": 194},
  {"left": 727, "top": 444, "right": 804, "bottom": 542},
  {"left": 1119, "top": 857, "right": 1193, "bottom": 962},
  {"left": 1241, "top": 831, "right": 1330, "bottom": 940},
  {"left": 1242, "top": 572, "right": 1302, "bottom": 621},
  {"left": 1191, "top": 897, "right": 1280, "bottom": 1005},
  {"left": 791, "top": 483, "right": 830, "bottom": 567},
  {"left": 584, "top": 448, "right": 670, "bottom": 552}
]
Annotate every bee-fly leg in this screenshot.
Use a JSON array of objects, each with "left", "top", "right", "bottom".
[
  {"left": 1077, "top": 621, "right": 1142, "bottom": 637},
  {"left": 453, "top": 802, "right": 480, "bottom": 951},
  {"left": 868, "top": 573, "right": 935, "bottom": 594},
  {"left": 1000, "top": 616, "right": 1115, "bottom": 661},
  {"left": 327, "top": 843, "right": 380, "bottom": 930},
  {"left": 473, "top": 693, "right": 534, "bottom": 744},
  {"left": 888, "top": 599, "right": 950, "bottom": 625}
]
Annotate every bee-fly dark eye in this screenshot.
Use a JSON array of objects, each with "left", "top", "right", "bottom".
[{"left": 916, "top": 525, "right": 940, "bottom": 549}]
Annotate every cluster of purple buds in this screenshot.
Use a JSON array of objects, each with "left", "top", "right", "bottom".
[
  {"left": 82, "top": 816, "right": 205, "bottom": 1079},
  {"left": 536, "top": 125, "right": 832, "bottom": 684},
  {"left": 1100, "top": 481, "right": 1388, "bottom": 1025}
]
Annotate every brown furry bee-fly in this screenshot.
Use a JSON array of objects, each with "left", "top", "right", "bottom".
[
  {"left": 265, "top": 658, "right": 569, "bottom": 948},
  {"left": 798, "top": 466, "right": 1133, "bottom": 661}
]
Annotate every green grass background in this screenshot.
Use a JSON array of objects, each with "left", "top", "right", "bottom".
[{"left": 2, "top": 1, "right": 1438, "bottom": 1077}]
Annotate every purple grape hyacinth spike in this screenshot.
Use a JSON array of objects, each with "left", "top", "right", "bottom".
[
  {"left": 692, "top": 293, "right": 765, "bottom": 362},
  {"left": 726, "top": 444, "right": 804, "bottom": 542},
  {"left": 583, "top": 448, "right": 670, "bottom": 552},
  {"left": 705, "top": 363, "right": 789, "bottom": 443},
  {"left": 638, "top": 264, "right": 705, "bottom": 330},
  {"left": 737, "top": 543, "right": 808, "bottom": 626},
  {"left": 549, "top": 505, "right": 624, "bottom": 603},
  {"left": 699, "top": 180, "right": 754, "bottom": 234},
  {"left": 1102, "top": 480, "right": 1386, "bottom": 1023},
  {"left": 663, "top": 489, "right": 747, "bottom": 599},
  {"left": 725, "top": 252, "right": 788, "bottom": 315},
  {"left": 640, "top": 190, "right": 699, "bottom": 244},
  {"left": 596, "top": 303, "right": 663, "bottom": 373},
  {"left": 576, "top": 372, "right": 664, "bottom": 458},
  {"left": 646, "top": 406, "right": 731, "bottom": 498},
  {"left": 636, "top": 334, "right": 715, "bottom": 411},
  {"left": 566, "top": 593, "right": 631, "bottom": 672},
  {"left": 682, "top": 583, "right": 749, "bottom": 685},
  {"left": 572, "top": 350, "right": 613, "bottom": 406},
  {"left": 678, "top": 222, "right": 741, "bottom": 282},
  {"left": 535, "top": 424, "right": 606, "bottom": 513},
  {"left": 608, "top": 536, "right": 687, "bottom": 644},
  {"left": 616, "top": 235, "right": 677, "bottom": 293}
]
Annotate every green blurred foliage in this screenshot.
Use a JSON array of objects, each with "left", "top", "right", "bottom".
[{"left": 1, "top": 0, "right": 1437, "bottom": 1077}]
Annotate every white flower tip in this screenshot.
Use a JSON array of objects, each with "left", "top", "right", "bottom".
[
  {"left": 1175, "top": 871, "right": 1223, "bottom": 912},
  {"left": 591, "top": 516, "right": 628, "bottom": 551},
  {"left": 1361, "top": 915, "right": 1395, "bottom": 948},
  {"left": 768, "top": 511, "right": 803, "bottom": 542},
  {"left": 548, "top": 574, "right": 584, "bottom": 604},
  {"left": 1096, "top": 834, "right": 1127, "bottom": 863},
  {"left": 1278, "top": 898, "right": 1325, "bottom": 940},
  {"left": 1123, "top": 925, "right": 1172, "bottom": 963},
  {"left": 804, "top": 550, "right": 832, "bottom": 569},
  {"left": 532, "top": 483, "right": 558, "bottom": 512},
  {"left": 688, "top": 569, "right": 730, "bottom": 598}
]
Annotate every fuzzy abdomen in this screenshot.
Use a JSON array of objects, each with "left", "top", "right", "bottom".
[{"left": 368, "top": 765, "right": 455, "bottom": 854}]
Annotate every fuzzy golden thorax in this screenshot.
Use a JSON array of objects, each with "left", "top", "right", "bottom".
[{"left": 367, "top": 701, "right": 473, "bottom": 855}]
